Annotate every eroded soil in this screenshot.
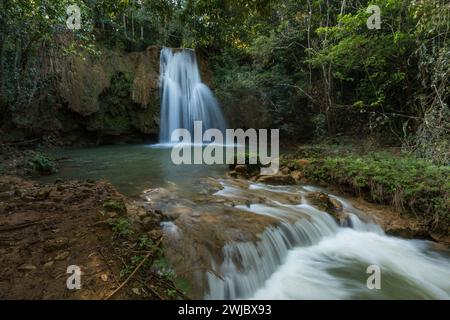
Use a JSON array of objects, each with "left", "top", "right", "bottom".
[{"left": 0, "top": 175, "right": 177, "bottom": 299}]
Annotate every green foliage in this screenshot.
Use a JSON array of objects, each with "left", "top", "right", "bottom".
[
  {"left": 109, "top": 217, "right": 133, "bottom": 237},
  {"left": 166, "top": 289, "right": 177, "bottom": 298},
  {"left": 119, "top": 264, "right": 134, "bottom": 279},
  {"left": 29, "top": 153, "right": 57, "bottom": 174},
  {"left": 0, "top": 164, "right": 5, "bottom": 175},
  {"left": 301, "top": 153, "right": 450, "bottom": 221},
  {"left": 174, "top": 277, "right": 192, "bottom": 295},
  {"left": 0, "top": 0, "right": 94, "bottom": 114},
  {"left": 154, "top": 257, "right": 174, "bottom": 279},
  {"left": 103, "top": 198, "right": 127, "bottom": 214},
  {"left": 1, "top": 0, "right": 448, "bottom": 164}
]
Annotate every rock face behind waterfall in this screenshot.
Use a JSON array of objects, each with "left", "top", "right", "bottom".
[{"left": 2, "top": 44, "right": 215, "bottom": 146}]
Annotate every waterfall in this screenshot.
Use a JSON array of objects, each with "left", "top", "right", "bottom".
[{"left": 159, "top": 47, "right": 227, "bottom": 143}]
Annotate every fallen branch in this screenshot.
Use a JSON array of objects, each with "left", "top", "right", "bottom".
[
  {"left": 103, "top": 238, "right": 162, "bottom": 300},
  {"left": 146, "top": 273, "right": 190, "bottom": 300},
  {"left": 137, "top": 278, "right": 165, "bottom": 300}
]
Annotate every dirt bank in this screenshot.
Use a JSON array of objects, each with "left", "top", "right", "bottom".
[{"left": 0, "top": 175, "right": 184, "bottom": 299}]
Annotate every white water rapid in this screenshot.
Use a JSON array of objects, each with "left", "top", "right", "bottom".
[
  {"left": 159, "top": 47, "right": 227, "bottom": 143},
  {"left": 205, "top": 181, "right": 450, "bottom": 300}
]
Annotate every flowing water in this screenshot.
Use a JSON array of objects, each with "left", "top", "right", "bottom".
[
  {"left": 41, "top": 145, "right": 450, "bottom": 300},
  {"left": 159, "top": 47, "right": 227, "bottom": 142},
  {"left": 38, "top": 47, "right": 450, "bottom": 300}
]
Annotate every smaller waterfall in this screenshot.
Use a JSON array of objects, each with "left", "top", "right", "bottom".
[
  {"left": 159, "top": 47, "right": 227, "bottom": 143},
  {"left": 205, "top": 181, "right": 450, "bottom": 300}
]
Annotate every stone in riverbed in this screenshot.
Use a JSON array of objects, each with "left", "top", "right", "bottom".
[
  {"left": 385, "top": 226, "right": 431, "bottom": 240},
  {"left": 306, "top": 192, "right": 348, "bottom": 222},
  {"left": 235, "top": 165, "right": 248, "bottom": 174},
  {"left": 290, "top": 170, "right": 304, "bottom": 182},
  {"left": 256, "top": 174, "right": 296, "bottom": 185},
  {"left": 281, "top": 167, "right": 291, "bottom": 175}
]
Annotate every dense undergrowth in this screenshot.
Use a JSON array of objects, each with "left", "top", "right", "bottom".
[{"left": 282, "top": 146, "right": 450, "bottom": 224}]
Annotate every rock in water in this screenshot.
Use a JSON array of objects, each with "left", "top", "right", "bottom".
[{"left": 256, "top": 175, "right": 296, "bottom": 185}]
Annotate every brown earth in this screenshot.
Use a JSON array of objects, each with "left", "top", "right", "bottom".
[{"left": 0, "top": 175, "right": 182, "bottom": 300}]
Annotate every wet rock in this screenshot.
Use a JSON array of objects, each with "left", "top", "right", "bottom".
[
  {"left": 148, "top": 229, "right": 163, "bottom": 241},
  {"left": 228, "top": 171, "right": 239, "bottom": 178},
  {"left": 307, "top": 192, "right": 333, "bottom": 209},
  {"left": 306, "top": 192, "right": 347, "bottom": 222},
  {"left": 139, "top": 215, "right": 160, "bottom": 232},
  {"left": 256, "top": 174, "right": 296, "bottom": 185},
  {"left": 171, "top": 206, "right": 193, "bottom": 216},
  {"left": 385, "top": 226, "right": 431, "bottom": 240},
  {"left": 235, "top": 165, "right": 248, "bottom": 174},
  {"left": 281, "top": 167, "right": 291, "bottom": 175},
  {"left": 290, "top": 170, "right": 304, "bottom": 182},
  {"left": 329, "top": 198, "right": 343, "bottom": 212},
  {"left": 142, "top": 187, "right": 173, "bottom": 203}
]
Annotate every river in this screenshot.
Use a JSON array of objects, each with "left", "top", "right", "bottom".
[{"left": 40, "top": 144, "right": 450, "bottom": 299}]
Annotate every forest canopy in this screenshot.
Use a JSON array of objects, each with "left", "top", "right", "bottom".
[{"left": 0, "top": 0, "right": 449, "bottom": 163}]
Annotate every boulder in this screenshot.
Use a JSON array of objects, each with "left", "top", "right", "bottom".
[
  {"left": 256, "top": 175, "right": 296, "bottom": 185},
  {"left": 306, "top": 192, "right": 348, "bottom": 222},
  {"left": 290, "top": 170, "right": 304, "bottom": 182}
]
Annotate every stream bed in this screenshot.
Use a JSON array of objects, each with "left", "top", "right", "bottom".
[{"left": 40, "top": 144, "right": 450, "bottom": 299}]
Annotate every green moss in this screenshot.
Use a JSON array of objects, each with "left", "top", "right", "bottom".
[
  {"left": 295, "top": 153, "right": 449, "bottom": 222},
  {"left": 88, "top": 71, "right": 158, "bottom": 137}
]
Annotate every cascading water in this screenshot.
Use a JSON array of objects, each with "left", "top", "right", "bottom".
[
  {"left": 159, "top": 47, "right": 227, "bottom": 143},
  {"left": 203, "top": 181, "right": 450, "bottom": 300}
]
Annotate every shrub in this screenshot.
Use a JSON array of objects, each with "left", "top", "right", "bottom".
[
  {"left": 301, "top": 154, "right": 450, "bottom": 222},
  {"left": 29, "top": 153, "right": 56, "bottom": 174},
  {"left": 109, "top": 217, "right": 133, "bottom": 237}
]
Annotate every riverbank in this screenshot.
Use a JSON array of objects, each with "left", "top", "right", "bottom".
[
  {"left": 229, "top": 144, "right": 450, "bottom": 245},
  {"left": 1, "top": 141, "right": 449, "bottom": 299},
  {"left": 0, "top": 175, "right": 187, "bottom": 299}
]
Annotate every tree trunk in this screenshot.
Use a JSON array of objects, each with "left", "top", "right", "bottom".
[
  {"left": 123, "top": 14, "right": 127, "bottom": 39},
  {"left": 131, "top": 11, "right": 135, "bottom": 40}
]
